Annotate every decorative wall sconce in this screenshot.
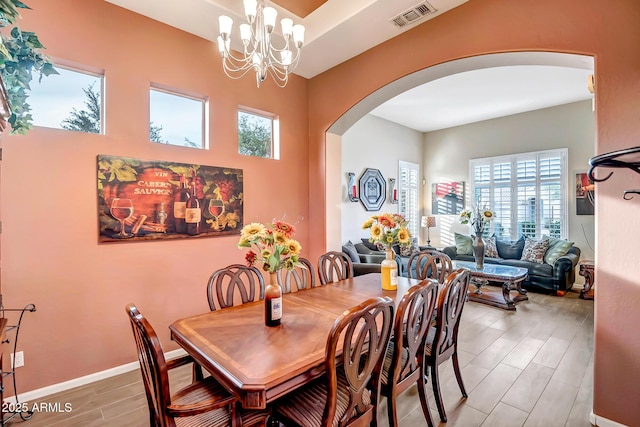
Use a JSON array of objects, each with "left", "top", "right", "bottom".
[
  {"left": 389, "top": 178, "right": 398, "bottom": 204},
  {"left": 347, "top": 172, "right": 359, "bottom": 202}
]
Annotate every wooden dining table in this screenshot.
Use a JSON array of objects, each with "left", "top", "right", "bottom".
[{"left": 169, "top": 273, "right": 421, "bottom": 410}]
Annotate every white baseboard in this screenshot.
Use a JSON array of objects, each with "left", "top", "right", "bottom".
[
  {"left": 2, "top": 349, "right": 187, "bottom": 405},
  {"left": 590, "top": 411, "right": 629, "bottom": 427}
]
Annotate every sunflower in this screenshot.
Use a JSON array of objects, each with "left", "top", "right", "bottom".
[
  {"left": 482, "top": 210, "right": 494, "bottom": 220},
  {"left": 241, "top": 222, "right": 266, "bottom": 241},
  {"left": 370, "top": 224, "right": 383, "bottom": 239},
  {"left": 273, "top": 232, "right": 287, "bottom": 245},
  {"left": 397, "top": 227, "right": 411, "bottom": 244},
  {"left": 286, "top": 239, "right": 302, "bottom": 256}
]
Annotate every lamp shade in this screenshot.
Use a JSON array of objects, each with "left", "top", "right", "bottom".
[{"left": 421, "top": 215, "right": 436, "bottom": 228}]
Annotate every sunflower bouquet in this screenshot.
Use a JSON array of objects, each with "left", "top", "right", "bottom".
[
  {"left": 238, "top": 220, "right": 302, "bottom": 273},
  {"left": 459, "top": 203, "right": 495, "bottom": 234},
  {"left": 362, "top": 213, "right": 412, "bottom": 251}
]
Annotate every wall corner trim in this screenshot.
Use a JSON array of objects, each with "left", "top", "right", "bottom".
[
  {"left": 2, "top": 349, "right": 187, "bottom": 404},
  {"left": 590, "top": 411, "right": 630, "bottom": 427}
]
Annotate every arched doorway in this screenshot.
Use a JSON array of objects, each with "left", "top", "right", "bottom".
[{"left": 324, "top": 51, "right": 594, "bottom": 251}]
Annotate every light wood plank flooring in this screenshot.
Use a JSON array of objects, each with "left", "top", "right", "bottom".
[{"left": 5, "top": 288, "right": 594, "bottom": 427}]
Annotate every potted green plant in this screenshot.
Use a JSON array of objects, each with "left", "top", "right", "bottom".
[{"left": 0, "top": 0, "right": 56, "bottom": 134}]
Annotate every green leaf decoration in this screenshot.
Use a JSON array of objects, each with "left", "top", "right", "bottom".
[{"left": 0, "top": 0, "right": 57, "bottom": 135}]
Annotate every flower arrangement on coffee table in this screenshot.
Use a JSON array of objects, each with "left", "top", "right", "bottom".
[
  {"left": 459, "top": 204, "right": 495, "bottom": 234},
  {"left": 459, "top": 202, "right": 495, "bottom": 271}
]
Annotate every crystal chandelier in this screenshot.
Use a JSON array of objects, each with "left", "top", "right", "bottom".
[{"left": 217, "top": 0, "right": 305, "bottom": 88}]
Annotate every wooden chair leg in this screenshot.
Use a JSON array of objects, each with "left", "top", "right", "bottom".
[
  {"left": 417, "top": 371, "right": 435, "bottom": 427},
  {"left": 192, "top": 362, "right": 204, "bottom": 382},
  {"left": 430, "top": 363, "right": 447, "bottom": 422},
  {"left": 387, "top": 390, "right": 399, "bottom": 427},
  {"left": 452, "top": 351, "right": 467, "bottom": 398}
]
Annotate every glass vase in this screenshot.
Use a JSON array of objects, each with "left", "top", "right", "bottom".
[
  {"left": 381, "top": 249, "right": 398, "bottom": 291},
  {"left": 472, "top": 231, "right": 485, "bottom": 269}
]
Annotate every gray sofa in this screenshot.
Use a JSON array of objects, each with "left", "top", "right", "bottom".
[
  {"left": 441, "top": 237, "right": 581, "bottom": 295},
  {"left": 341, "top": 240, "right": 385, "bottom": 276},
  {"left": 342, "top": 239, "right": 423, "bottom": 277}
]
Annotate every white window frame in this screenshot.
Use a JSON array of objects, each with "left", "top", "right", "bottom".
[
  {"left": 398, "top": 161, "right": 420, "bottom": 239},
  {"left": 469, "top": 149, "right": 568, "bottom": 240},
  {"left": 238, "top": 107, "right": 280, "bottom": 160}
]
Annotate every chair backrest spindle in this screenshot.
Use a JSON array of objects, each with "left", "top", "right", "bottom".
[
  {"left": 207, "top": 264, "right": 265, "bottom": 311},
  {"left": 317, "top": 251, "right": 354, "bottom": 285}
]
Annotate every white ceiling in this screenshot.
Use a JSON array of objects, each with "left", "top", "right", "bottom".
[
  {"left": 105, "top": 0, "right": 595, "bottom": 132},
  {"left": 370, "top": 65, "right": 594, "bottom": 132}
]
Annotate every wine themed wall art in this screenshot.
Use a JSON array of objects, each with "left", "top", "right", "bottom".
[{"left": 97, "top": 155, "right": 243, "bottom": 243}]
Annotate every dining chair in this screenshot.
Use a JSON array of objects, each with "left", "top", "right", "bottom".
[
  {"left": 380, "top": 278, "right": 439, "bottom": 427},
  {"left": 272, "top": 296, "right": 394, "bottom": 427},
  {"left": 407, "top": 249, "right": 453, "bottom": 282},
  {"left": 277, "top": 257, "right": 316, "bottom": 293},
  {"left": 125, "top": 303, "right": 268, "bottom": 427},
  {"left": 317, "top": 251, "right": 354, "bottom": 285},
  {"left": 207, "top": 264, "right": 266, "bottom": 311},
  {"left": 424, "top": 268, "right": 472, "bottom": 422}
]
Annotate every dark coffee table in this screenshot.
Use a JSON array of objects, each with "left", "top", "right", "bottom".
[{"left": 453, "top": 261, "right": 529, "bottom": 311}]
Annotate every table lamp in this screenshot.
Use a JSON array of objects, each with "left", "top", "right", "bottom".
[{"left": 421, "top": 215, "right": 436, "bottom": 247}]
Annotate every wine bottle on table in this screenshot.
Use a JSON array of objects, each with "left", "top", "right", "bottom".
[
  {"left": 173, "top": 174, "right": 190, "bottom": 234},
  {"left": 265, "top": 273, "right": 282, "bottom": 327},
  {"left": 185, "top": 180, "right": 201, "bottom": 236}
]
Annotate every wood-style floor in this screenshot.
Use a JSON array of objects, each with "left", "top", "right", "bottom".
[{"left": 5, "top": 287, "right": 594, "bottom": 427}]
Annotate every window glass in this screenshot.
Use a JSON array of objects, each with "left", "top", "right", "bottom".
[
  {"left": 29, "top": 65, "right": 103, "bottom": 133},
  {"left": 470, "top": 149, "right": 568, "bottom": 240},
  {"left": 238, "top": 110, "right": 277, "bottom": 159},
  {"left": 150, "top": 88, "right": 205, "bottom": 148}
]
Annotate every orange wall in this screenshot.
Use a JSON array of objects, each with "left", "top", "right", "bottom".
[
  {"left": 1, "top": 0, "right": 309, "bottom": 393},
  {"left": 308, "top": 0, "right": 640, "bottom": 425}
]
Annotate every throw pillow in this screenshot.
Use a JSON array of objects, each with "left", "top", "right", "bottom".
[
  {"left": 454, "top": 232, "right": 473, "bottom": 255},
  {"left": 341, "top": 241, "right": 360, "bottom": 263},
  {"left": 375, "top": 242, "right": 387, "bottom": 251},
  {"left": 485, "top": 236, "right": 499, "bottom": 258},
  {"left": 354, "top": 242, "right": 374, "bottom": 254},
  {"left": 361, "top": 238, "right": 380, "bottom": 251},
  {"left": 520, "top": 237, "right": 550, "bottom": 264},
  {"left": 544, "top": 238, "right": 574, "bottom": 265},
  {"left": 496, "top": 236, "right": 526, "bottom": 259},
  {"left": 399, "top": 243, "right": 418, "bottom": 257}
]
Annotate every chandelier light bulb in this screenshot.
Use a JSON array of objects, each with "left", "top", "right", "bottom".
[
  {"left": 292, "top": 24, "right": 305, "bottom": 48},
  {"left": 218, "top": 15, "right": 233, "bottom": 40},
  {"left": 243, "top": 0, "right": 257, "bottom": 22},
  {"left": 262, "top": 7, "right": 277, "bottom": 33},
  {"left": 239, "top": 24, "right": 251, "bottom": 44},
  {"left": 216, "top": 0, "right": 305, "bottom": 88},
  {"left": 216, "top": 36, "right": 229, "bottom": 58},
  {"left": 281, "top": 18, "right": 293, "bottom": 38}
]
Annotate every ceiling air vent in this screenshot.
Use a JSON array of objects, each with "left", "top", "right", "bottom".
[{"left": 389, "top": 1, "right": 437, "bottom": 29}]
